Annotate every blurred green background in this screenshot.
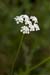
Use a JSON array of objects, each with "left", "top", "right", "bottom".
[{"left": 0, "top": 0, "right": 50, "bottom": 75}]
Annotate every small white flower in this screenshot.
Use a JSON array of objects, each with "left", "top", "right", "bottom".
[
  {"left": 30, "top": 16, "right": 38, "bottom": 23},
  {"left": 28, "top": 22, "right": 40, "bottom": 31},
  {"left": 14, "top": 16, "right": 23, "bottom": 24},
  {"left": 33, "top": 23, "right": 40, "bottom": 31},
  {"left": 25, "top": 20, "right": 31, "bottom": 25},
  {"left": 20, "top": 26, "right": 30, "bottom": 34},
  {"left": 20, "top": 15, "right": 30, "bottom": 25},
  {"left": 29, "top": 25, "right": 35, "bottom": 31},
  {"left": 21, "top": 15, "right": 29, "bottom": 20}
]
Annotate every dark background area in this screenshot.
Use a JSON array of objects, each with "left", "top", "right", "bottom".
[{"left": 0, "top": 0, "right": 50, "bottom": 75}]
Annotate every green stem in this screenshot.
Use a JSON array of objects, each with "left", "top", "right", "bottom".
[
  {"left": 25, "top": 57, "right": 50, "bottom": 74},
  {"left": 10, "top": 35, "right": 24, "bottom": 75}
]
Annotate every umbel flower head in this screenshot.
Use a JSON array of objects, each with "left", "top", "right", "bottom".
[
  {"left": 14, "top": 15, "right": 40, "bottom": 34},
  {"left": 20, "top": 26, "right": 30, "bottom": 34},
  {"left": 14, "top": 16, "right": 23, "bottom": 24}
]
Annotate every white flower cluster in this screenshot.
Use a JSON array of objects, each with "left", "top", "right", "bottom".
[
  {"left": 14, "top": 15, "right": 40, "bottom": 34},
  {"left": 20, "top": 26, "right": 29, "bottom": 34}
]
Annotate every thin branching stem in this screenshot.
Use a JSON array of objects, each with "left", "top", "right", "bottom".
[
  {"left": 24, "top": 57, "right": 50, "bottom": 75},
  {"left": 10, "top": 34, "right": 24, "bottom": 75}
]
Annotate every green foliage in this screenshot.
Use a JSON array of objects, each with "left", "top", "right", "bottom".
[{"left": 0, "top": 0, "right": 50, "bottom": 75}]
